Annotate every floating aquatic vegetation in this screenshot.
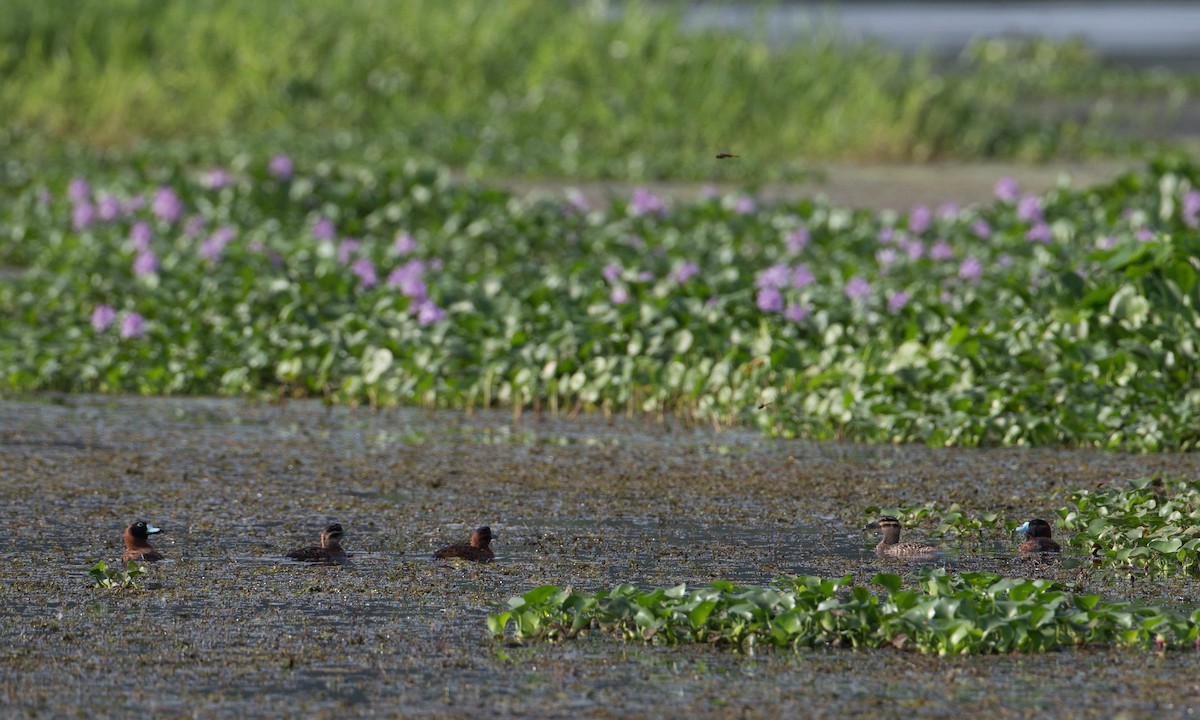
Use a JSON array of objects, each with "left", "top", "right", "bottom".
[
  {"left": 88, "top": 560, "right": 147, "bottom": 590},
  {"left": 490, "top": 569, "right": 1200, "bottom": 655}
]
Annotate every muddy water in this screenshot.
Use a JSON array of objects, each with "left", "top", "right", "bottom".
[{"left": 3, "top": 395, "right": 1200, "bottom": 717}]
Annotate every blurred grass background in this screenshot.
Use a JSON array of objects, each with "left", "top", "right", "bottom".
[{"left": 1, "top": 0, "right": 1196, "bottom": 180}]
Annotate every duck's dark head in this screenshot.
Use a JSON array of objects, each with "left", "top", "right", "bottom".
[
  {"left": 320, "top": 523, "right": 345, "bottom": 548},
  {"left": 471, "top": 526, "right": 495, "bottom": 548},
  {"left": 126, "top": 520, "right": 162, "bottom": 540},
  {"left": 864, "top": 516, "right": 902, "bottom": 544},
  {"left": 1015, "top": 518, "right": 1054, "bottom": 539}
]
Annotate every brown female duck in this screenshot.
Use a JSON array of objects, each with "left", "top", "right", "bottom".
[
  {"left": 287, "top": 523, "right": 348, "bottom": 564},
  {"left": 434, "top": 526, "right": 495, "bottom": 562},
  {"left": 864, "top": 516, "right": 939, "bottom": 558}
]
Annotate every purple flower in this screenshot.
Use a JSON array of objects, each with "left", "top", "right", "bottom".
[
  {"left": 958, "top": 257, "right": 983, "bottom": 282},
  {"left": 71, "top": 203, "right": 95, "bottom": 231},
  {"left": 199, "top": 226, "right": 236, "bottom": 262},
  {"left": 610, "top": 286, "right": 630, "bottom": 305},
  {"left": 268, "top": 154, "right": 294, "bottom": 180},
  {"left": 123, "top": 194, "right": 145, "bottom": 215},
  {"left": 1183, "top": 190, "right": 1200, "bottom": 228},
  {"left": 844, "top": 276, "right": 871, "bottom": 301},
  {"left": 908, "top": 205, "right": 932, "bottom": 234},
  {"left": 1097, "top": 235, "right": 1117, "bottom": 250},
  {"left": 628, "top": 187, "right": 665, "bottom": 216},
  {"left": 971, "top": 220, "right": 992, "bottom": 239},
  {"left": 756, "top": 287, "right": 784, "bottom": 313},
  {"left": 756, "top": 263, "right": 791, "bottom": 289},
  {"left": 791, "top": 264, "right": 815, "bottom": 288},
  {"left": 414, "top": 300, "right": 446, "bottom": 325},
  {"left": 97, "top": 193, "right": 121, "bottom": 222},
  {"left": 91, "top": 304, "right": 116, "bottom": 332},
  {"left": 120, "top": 312, "right": 146, "bottom": 339},
  {"left": 1135, "top": 228, "right": 1154, "bottom": 242},
  {"left": 1016, "top": 195, "right": 1042, "bottom": 222},
  {"left": 784, "top": 302, "right": 811, "bottom": 323},
  {"left": 733, "top": 196, "right": 756, "bottom": 215},
  {"left": 877, "top": 227, "right": 896, "bottom": 245},
  {"left": 68, "top": 177, "right": 91, "bottom": 203},
  {"left": 671, "top": 262, "right": 699, "bottom": 284},
  {"left": 625, "top": 234, "right": 646, "bottom": 250},
  {"left": 603, "top": 262, "right": 623, "bottom": 284},
  {"left": 1026, "top": 222, "right": 1052, "bottom": 244},
  {"left": 875, "top": 248, "right": 897, "bottom": 269},
  {"left": 636, "top": 270, "right": 654, "bottom": 283},
  {"left": 337, "top": 239, "right": 361, "bottom": 265},
  {"left": 184, "top": 214, "right": 208, "bottom": 238},
  {"left": 133, "top": 251, "right": 158, "bottom": 277},
  {"left": 994, "top": 176, "right": 1019, "bottom": 202},
  {"left": 204, "top": 168, "right": 232, "bottom": 190},
  {"left": 786, "top": 227, "right": 810, "bottom": 253},
  {"left": 903, "top": 240, "right": 925, "bottom": 260},
  {"left": 129, "top": 222, "right": 153, "bottom": 252},
  {"left": 352, "top": 258, "right": 378, "bottom": 288},
  {"left": 564, "top": 189, "right": 589, "bottom": 213},
  {"left": 152, "top": 187, "right": 184, "bottom": 223},
  {"left": 937, "top": 202, "right": 959, "bottom": 220},
  {"left": 394, "top": 232, "right": 416, "bottom": 256},
  {"left": 388, "top": 259, "right": 428, "bottom": 300},
  {"left": 997, "top": 254, "right": 1012, "bottom": 267},
  {"left": 312, "top": 217, "right": 336, "bottom": 241},
  {"left": 930, "top": 240, "right": 954, "bottom": 261},
  {"left": 887, "top": 291, "right": 910, "bottom": 313}
]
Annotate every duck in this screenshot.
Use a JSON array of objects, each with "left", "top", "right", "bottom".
[
  {"left": 122, "top": 520, "right": 164, "bottom": 562},
  {"left": 434, "top": 526, "right": 496, "bottom": 562},
  {"left": 864, "top": 516, "right": 939, "bottom": 558},
  {"left": 286, "top": 523, "right": 348, "bottom": 564},
  {"left": 1015, "top": 518, "right": 1061, "bottom": 554}
]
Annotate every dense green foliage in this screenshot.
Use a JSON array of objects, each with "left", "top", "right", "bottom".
[
  {"left": 1, "top": 0, "right": 1192, "bottom": 178},
  {"left": 489, "top": 569, "right": 1200, "bottom": 654},
  {"left": 1061, "top": 477, "right": 1200, "bottom": 577},
  {"left": 4, "top": 154, "right": 1200, "bottom": 449},
  {"left": 88, "top": 560, "right": 146, "bottom": 590}
]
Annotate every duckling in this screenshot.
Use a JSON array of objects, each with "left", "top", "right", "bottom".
[
  {"left": 122, "top": 520, "right": 164, "bottom": 562},
  {"left": 1015, "top": 518, "right": 1061, "bottom": 554},
  {"left": 434, "top": 526, "right": 495, "bottom": 563},
  {"left": 864, "top": 516, "right": 939, "bottom": 558},
  {"left": 287, "top": 523, "right": 348, "bottom": 564}
]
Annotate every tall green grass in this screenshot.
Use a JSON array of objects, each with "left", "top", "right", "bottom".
[{"left": 0, "top": 0, "right": 1188, "bottom": 179}]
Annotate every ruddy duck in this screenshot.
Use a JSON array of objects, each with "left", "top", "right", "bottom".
[
  {"left": 864, "top": 516, "right": 939, "bottom": 558},
  {"left": 434, "top": 526, "right": 495, "bottom": 562},
  {"left": 122, "top": 520, "right": 164, "bottom": 562},
  {"left": 1015, "top": 518, "right": 1061, "bottom": 554},
  {"left": 287, "top": 523, "right": 348, "bottom": 564}
]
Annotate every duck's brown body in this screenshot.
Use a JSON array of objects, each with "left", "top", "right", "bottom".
[
  {"left": 1016, "top": 519, "right": 1061, "bottom": 554},
  {"left": 434, "top": 526, "right": 495, "bottom": 563},
  {"left": 864, "top": 516, "right": 939, "bottom": 558},
  {"left": 287, "top": 523, "right": 348, "bottom": 564},
  {"left": 122, "top": 520, "right": 164, "bottom": 562}
]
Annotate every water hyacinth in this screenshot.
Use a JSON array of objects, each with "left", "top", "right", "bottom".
[
  {"left": 1184, "top": 190, "right": 1200, "bottom": 228},
  {"left": 844, "top": 276, "right": 871, "bottom": 301},
  {"left": 610, "top": 286, "right": 631, "bottom": 305},
  {"left": 887, "top": 290, "right": 910, "bottom": 313},
  {"left": 903, "top": 239, "right": 925, "bottom": 260},
  {"left": 785, "top": 226, "right": 810, "bottom": 253},
  {"left": 1027, "top": 222, "right": 1053, "bottom": 243},
  {"left": 68, "top": 176, "right": 91, "bottom": 203},
  {"left": 971, "top": 220, "right": 992, "bottom": 239},
  {"left": 755, "top": 263, "right": 790, "bottom": 289},
  {"left": 129, "top": 222, "right": 153, "bottom": 252},
  {"left": 91, "top": 304, "right": 116, "bottom": 332},
  {"left": 199, "top": 227, "right": 236, "bottom": 262},
  {"left": 388, "top": 259, "right": 428, "bottom": 300},
  {"left": 97, "top": 193, "right": 121, "bottom": 222},
  {"left": 184, "top": 214, "right": 208, "bottom": 238},
  {"left": 268, "top": 154, "right": 293, "bottom": 180},
  {"left": 670, "top": 262, "right": 699, "bottom": 284},
  {"left": 994, "top": 176, "right": 1020, "bottom": 202},
  {"left": 958, "top": 257, "right": 983, "bottom": 282},
  {"left": 791, "top": 264, "right": 815, "bottom": 288},
  {"left": 733, "top": 196, "right": 755, "bottom": 215},
  {"left": 1016, "top": 195, "right": 1042, "bottom": 222},
  {"left": 937, "top": 202, "right": 959, "bottom": 220},
  {"left": 132, "top": 251, "right": 159, "bottom": 277},
  {"left": 204, "top": 168, "right": 232, "bottom": 190},
  {"left": 352, "top": 258, "right": 378, "bottom": 288},
  {"left": 71, "top": 203, "right": 95, "bottom": 231},
  {"left": 414, "top": 299, "right": 446, "bottom": 325},
  {"left": 603, "top": 262, "right": 623, "bottom": 284},
  {"left": 907, "top": 205, "right": 932, "bottom": 234},
  {"left": 755, "top": 287, "right": 783, "bottom": 313},
  {"left": 784, "top": 302, "right": 811, "bottom": 322},
  {"left": 875, "top": 248, "right": 897, "bottom": 269},
  {"left": 394, "top": 232, "right": 417, "bottom": 256},
  {"left": 564, "top": 188, "right": 589, "bottom": 213},
  {"left": 119, "top": 312, "right": 145, "bottom": 339},
  {"left": 312, "top": 217, "right": 336, "bottom": 241},
  {"left": 930, "top": 240, "right": 953, "bottom": 261},
  {"left": 337, "top": 239, "right": 362, "bottom": 265},
  {"left": 628, "top": 187, "right": 665, "bottom": 216},
  {"left": 152, "top": 187, "right": 184, "bottom": 223}
]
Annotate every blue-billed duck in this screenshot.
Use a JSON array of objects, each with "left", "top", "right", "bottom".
[
  {"left": 287, "top": 523, "right": 348, "bottom": 564},
  {"left": 122, "top": 520, "right": 164, "bottom": 562},
  {"left": 1015, "top": 518, "right": 1061, "bottom": 554},
  {"left": 864, "top": 516, "right": 939, "bottom": 558},
  {"left": 434, "top": 526, "right": 495, "bottom": 562}
]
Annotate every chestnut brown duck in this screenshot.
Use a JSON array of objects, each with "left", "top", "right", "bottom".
[
  {"left": 287, "top": 523, "right": 348, "bottom": 564},
  {"left": 122, "top": 520, "right": 164, "bottom": 562},
  {"left": 1015, "top": 518, "right": 1061, "bottom": 554},
  {"left": 864, "top": 516, "right": 940, "bottom": 558},
  {"left": 434, "top": 526, "right": 496, "bottom": 563}
]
